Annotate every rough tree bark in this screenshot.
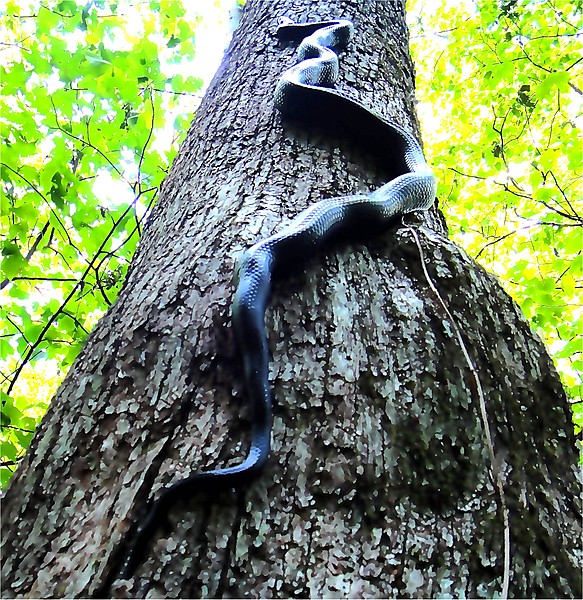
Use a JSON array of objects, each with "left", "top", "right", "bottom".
[{"left": 1, "top": 0, "right": 580, "bottom": 598}]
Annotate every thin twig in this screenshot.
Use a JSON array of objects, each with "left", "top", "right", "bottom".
[{"left": 406, "top": 226, "right": 511, "bottom": 598}]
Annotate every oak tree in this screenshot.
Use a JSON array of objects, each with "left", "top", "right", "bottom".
[{"left": 1, "top": 0, "right": 580, "bottom": 598}]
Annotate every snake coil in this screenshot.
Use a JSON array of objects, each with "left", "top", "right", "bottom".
[{"left": 119, "top": 18, "right": 436, "bottom": 580}]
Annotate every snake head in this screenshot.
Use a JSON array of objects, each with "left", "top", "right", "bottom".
[{"left": 277, "top": 16, "right": 294, "bottom": 27}]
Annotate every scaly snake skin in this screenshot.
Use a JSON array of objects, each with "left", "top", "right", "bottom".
[{"left": 119, "top": 18, "right": 436, "bottom": 579}]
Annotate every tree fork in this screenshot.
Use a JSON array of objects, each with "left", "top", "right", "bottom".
[{"left": 1, "top": 0, "right": 580, "bottom": 598}]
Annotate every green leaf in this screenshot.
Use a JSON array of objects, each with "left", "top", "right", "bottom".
[
  {"left": 56, "top": 0, "right": 77, "bottom": 15},
  {"left": 49, "top": 172, "right": 68, "bottom": 208},
  {"left": 1, "top": 395, "right": 22, "bottom": 426},
  {"left": 535, "top": 71, "right": 571, "bottom": 99},
  {"left": 0, "top": 469, "right": 14, "bottom": 489},
  {"left": 167, "top": 34, "right": 180, "bottom": 48},
  {"left": 1, "top": 243, "right": 27, "bottom": 279}
]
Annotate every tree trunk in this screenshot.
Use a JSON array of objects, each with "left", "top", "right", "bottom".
[{"left": 1, "top": 0, "right": 580, "bottom": 598}]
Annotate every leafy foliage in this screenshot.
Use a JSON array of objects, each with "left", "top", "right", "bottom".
[
  {"left": 408, "top": 0, "right": 582, "bottom": 430},
  {"left": 0, "top": 0, "right": 204, "bottom": 488}
]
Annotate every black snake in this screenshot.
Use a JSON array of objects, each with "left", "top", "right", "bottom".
[{"left": 119, "top": 18, "right": 436, "bottom": 580}]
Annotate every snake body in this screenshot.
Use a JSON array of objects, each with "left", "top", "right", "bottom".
[{"left": 119, "top": 18, "right": 435, "bottom": 579}]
